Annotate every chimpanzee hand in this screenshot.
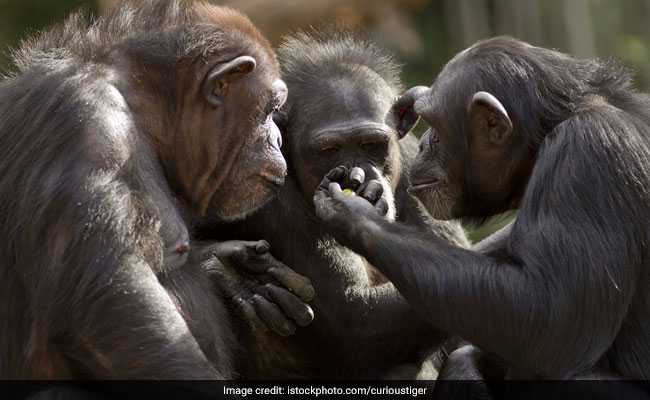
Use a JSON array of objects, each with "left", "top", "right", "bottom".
[
  {"left": 191, "top": 240, "right": 315, "bottom": 337},
  {"left": 313, "top": 166, "right": 389, "bottom": 242}
]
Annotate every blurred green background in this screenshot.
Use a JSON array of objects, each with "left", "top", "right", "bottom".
[
  {"left": 2, "top": 0, "right": 649, "bottom": 241},
  {"left": 3, "top": 0, "right": 650, "bottom": 88}
]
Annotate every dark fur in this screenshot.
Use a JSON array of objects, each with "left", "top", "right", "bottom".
[
  {"left": 279, "top": 29, "right": 403, "bottom": 92},
  {"left": 0, "top": 0, "right": 282, "bottom": 384},
  {"left": 316, "top": 36, "right": 650, "bottom": 386},
  {"left": 200, "top": 32, "right": 468, "bottom": 378}
]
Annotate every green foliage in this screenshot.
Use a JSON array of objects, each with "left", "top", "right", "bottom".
[
  {"left": 0, "top": 0, "right": 96, "bottom": 71},
  {"left": 465, "top": 211, "right": 516, "bottom": 244}
]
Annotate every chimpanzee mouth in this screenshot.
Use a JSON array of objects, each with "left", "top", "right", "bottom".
[
  {"left": 260, "top": 172, "right": 286, "bottom": 187},
  {"left": 408, "top": 179, "right": 441, "bottom": 193}
]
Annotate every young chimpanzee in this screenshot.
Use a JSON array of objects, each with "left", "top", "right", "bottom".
[
  {"left": 200, "top": 31, "right": 468, "bottom": 379},
  {"left": 314, "top": 36, "right": 650, "bottom": 387},
  {"left": 0, "top": 0, "right": 313, "bottom": 386}
]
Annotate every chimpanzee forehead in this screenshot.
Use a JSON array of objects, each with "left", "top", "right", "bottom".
[
  {"left": 428, "top": 55, "right": 506, "bottom": 117},
  {"left": 330, "top": 73, "right": 393, "bottom": 103},
  {"left": 290, "top": 72, "right": 395, "bottom": 125}
]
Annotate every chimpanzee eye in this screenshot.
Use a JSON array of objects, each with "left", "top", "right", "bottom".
[
  {"left": 360, "top": 141, "right": 379, "bottom": 149},
  {"left": 360, "top": 140, "right": 387, "bottom": 153},
  {"left": 320, "top": 145, "right": 340, "bottom": 154}
]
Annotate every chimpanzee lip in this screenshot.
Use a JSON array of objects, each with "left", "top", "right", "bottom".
[
  {"left": 408, "top": 179, "right": 440, "bottom": 192},
  {"left": 260, "top": 172, "right": 286, "bottom": 187}
]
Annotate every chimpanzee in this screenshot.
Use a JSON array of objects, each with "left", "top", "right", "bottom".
[
  {"left": 199, "top": 31, "right": 469, "bottom": 379},
  {"left": 313, "top": 35, "right": 650, "bottom": 388},
  {"left": 0, "top": 0, "right": 314, "bottom": 385}
]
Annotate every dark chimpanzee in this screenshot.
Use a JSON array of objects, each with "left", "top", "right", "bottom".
[
  {"left": 199, "top": 31, "right": 469, "bottom": 379},
  {"left": 0, "top": 0, "right": 314, "bottom": 384},
  {"left": 313, "top": 36, "right": 650, "bottom": 386}
]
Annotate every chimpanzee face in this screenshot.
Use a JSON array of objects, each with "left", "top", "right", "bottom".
[
  {"left": 407, "top": 86, "right": 468, "bottom": 220},
  {"left": 407, "top": 61, "right": 529, "bottom": 220},
  {"left": 172, "top": 44, "right": 288, "bottom": 221},
  {"left": 284, "top": 69, "right": 401, "bottom": 215}
]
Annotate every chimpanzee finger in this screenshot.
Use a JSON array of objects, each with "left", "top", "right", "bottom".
[
  {"left": 374, "top": 198, "right": 389, "bottom": 216},
  {"left": 251, "top": 294, "right": 297, "bottom": 336},
  {"left": 268, "top": 264, "right": 315, "bottom": 302},
  {"left": 228, "top": 245, "right": 271, "bottom": 274},
  {"left": 316, "top": 166, "right": 348, "bottom": 193},
  {"left": 231, "top": 240, "right": 271, "bottom": 265},
  {"left": 313, "top": 188, "right": 329, "bottom": 207},
  {"left": 202, "top": 240, "right": 259, "bottom": 260},
  {"left": 262, "top": 283, "right": 315, "bottom": 327},
  {"left": 189, "top": 242, "right": 227, "bottom": 263},
  {"left": 233, "top": 296, "right": 268, "bottom": 332},
  {"left": 360, "top": 180, "right": 384, "bottom": 204},
  {"left": 253, "top": 240, "right": 270, "bottom": 255},
  {"left": 328, "top": 182, "right": 347, "bottom": 203},
  {"left": 318, "top": 167, "right": 348, "bottom": 194},
  {"left": 348, "top": 167, "right": 365, "bottom": 191},
  {"left": 317, "top": 166, "right": 346, "bottom": 190},
  {"left": 326, "top": 165, "right": 348, "bottom": 182}
]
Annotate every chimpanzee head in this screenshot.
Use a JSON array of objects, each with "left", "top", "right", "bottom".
[
  {"left": 405, "top": 37, "right": 584, "bottom": 220},
  {"left": 113, "top": 2, "right": 287, "bottom": 221},
  {"left": 276, "top": 31, "right": 412, "bottom": 216}
]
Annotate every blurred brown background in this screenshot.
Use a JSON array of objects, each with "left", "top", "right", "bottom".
[
  {"left": 1, "top": 0, "right": 649, "bottom": 240},
  {"left": 2, "top": 0, "right": 650, "bottom": 89}
]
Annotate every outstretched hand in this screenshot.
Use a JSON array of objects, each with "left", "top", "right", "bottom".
[{"left": 313, "top": 166, "right": 389, "bottom": 242}]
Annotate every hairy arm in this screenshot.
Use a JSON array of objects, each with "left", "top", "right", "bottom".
[
  {"left": 315, "top": 110, "right": 643, "bottom": 377},
  {"left": 29, "top": 171, "right": 218, "bottom": 379}
]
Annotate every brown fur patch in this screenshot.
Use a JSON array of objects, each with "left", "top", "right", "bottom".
[{"left": 194, "top": 2, "right": 277, "bottom": 66}]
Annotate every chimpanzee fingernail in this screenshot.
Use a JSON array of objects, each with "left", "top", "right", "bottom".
[
  {"left": 349, "top": 167, "right": 365, "bottom": 189},
  {"left": 327, "top": 166, "right": 345, "bottom": 180},
  {"left": 328, "top": 182, "right": 342, "bottom": 193}
]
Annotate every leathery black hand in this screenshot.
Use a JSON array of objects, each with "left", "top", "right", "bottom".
[
  {"left": 313, "top": 166, "right": 389, "bottom": 229},
  {"left": 192, "top": 240, "right": 315, "bottom": 336}
]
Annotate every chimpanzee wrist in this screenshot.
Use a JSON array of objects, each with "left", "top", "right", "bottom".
[{"left": 340, "top": 214, "right": 381, "bottom": 254}]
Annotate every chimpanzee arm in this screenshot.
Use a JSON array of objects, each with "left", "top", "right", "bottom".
[
  {"left": 29, "top": 174, "right": 218, "bottom": 379},
  {"left": 280, "top": 247, "right": 444, "bottom": 373},
  {"left": 314, "top": 109, "right": 643, "bottom": 378},
  {"left": 331, "top": 277, "right": 443, "bottom": 351}
]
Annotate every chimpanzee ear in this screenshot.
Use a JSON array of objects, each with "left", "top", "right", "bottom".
[
  {"left": 468, "top": 91, "right": 513, "bottom": 145},
  {"left": 387, "top": 86, "right": 429, "bottom": 139},
  {"left": 202, "top": 56, "right": 257, "bottom": 108}
]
